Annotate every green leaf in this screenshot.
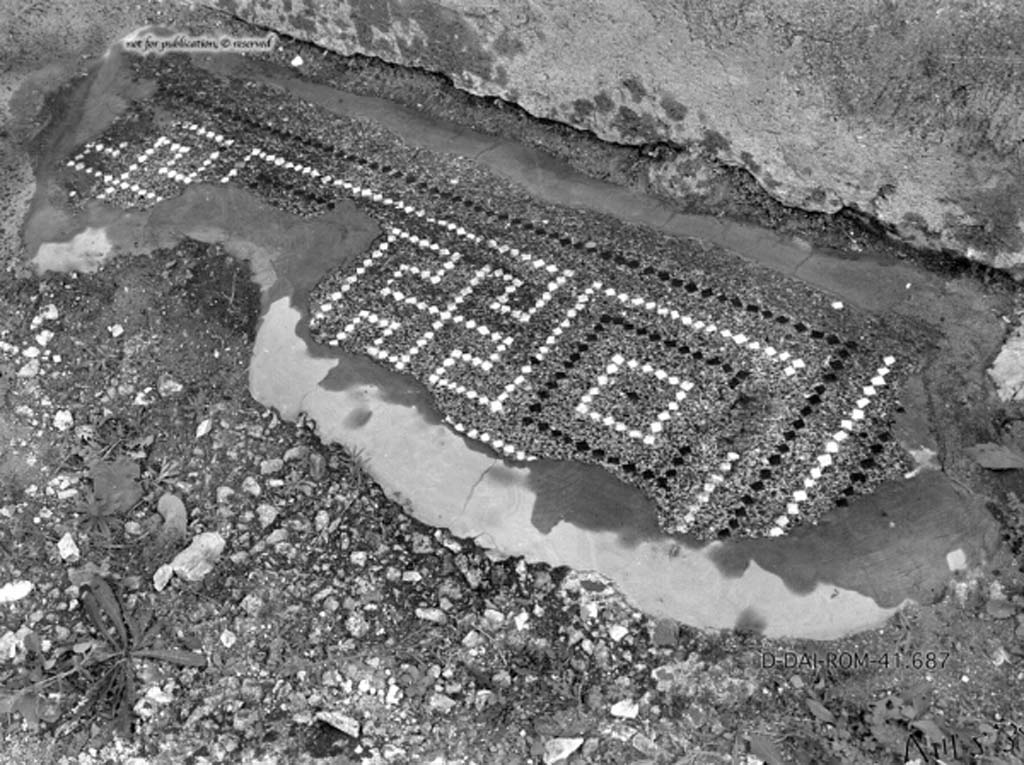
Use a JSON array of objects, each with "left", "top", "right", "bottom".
[
  {"left": 114, "top": 668, "right": 134, "bottom": 736},
  {"left": 82, "top": 578, "right": 128, "bottom": 650},
  {"left": 80, "top": 647, "right": 119, "bottom": 666},
  {"left": 132, "top": 647, "right": 207, "bottom": 667},
  {"left": 123, "top": 611, "right": 141, "bottom": 647},
  {"left": 132, "top": 607, "right": 157, "bottom": 648}
]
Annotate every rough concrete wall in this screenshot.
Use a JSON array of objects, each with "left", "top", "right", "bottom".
[{"left": 217, "top": 0, "right": 1024, "bottom": 271}]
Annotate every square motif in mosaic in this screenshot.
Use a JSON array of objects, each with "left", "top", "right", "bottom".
[{"left": 58, "top": 60, "right": 916, "bottom": 539}]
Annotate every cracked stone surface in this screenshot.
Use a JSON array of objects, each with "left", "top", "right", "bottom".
[{"left": 214, "top": 0, "right": 1024, "bottom": 273}]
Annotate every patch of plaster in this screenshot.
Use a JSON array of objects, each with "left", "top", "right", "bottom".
[{"left": 32, "top": 226, "right": 113, "bottom": 273}]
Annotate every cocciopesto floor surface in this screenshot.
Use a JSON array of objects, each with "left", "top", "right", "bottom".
[{"left": 57, "top": 53, "right": 924, "bottom": 542}]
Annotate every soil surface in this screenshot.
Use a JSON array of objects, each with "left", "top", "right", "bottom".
[{"left": 2, "top": 7, "right": 1024, "bottom": 765}]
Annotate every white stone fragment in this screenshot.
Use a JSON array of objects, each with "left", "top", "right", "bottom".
[
  {"left": 543, "top": 738, "right": 584, "bottom": 765},
  {"left": 0, "top": 631, "right": 19, "bottom": 660},
  {"left": 152, "top": 564, "right": 174, "bottom": 592},
  {"left": 169, "top": 532, "right": 226, "bottom": 582},
  {"left": 0, "top": 580, "right": 33, "bottom": 604},
  {"left": 988, "top": 326, "right": 1024, "bottom": 402},
  {"left": 18, "top": 359, "right": 39, "bottom": 377},
  {"left": 57, "top": 533, "right": 80, "bottom": 562},
  {"left": 610, "top": 699, "right": 639, "bottom": 719},
  {"left": 52, "top": 410, "right": 74, "bottom": 431}
]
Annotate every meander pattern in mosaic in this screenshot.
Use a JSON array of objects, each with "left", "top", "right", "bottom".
[{"left": 59, "top": 58, "right": 913, "bottom": 539}]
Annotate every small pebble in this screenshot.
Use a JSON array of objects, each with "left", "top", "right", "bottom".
[
  {"left": 169, "top": 532, "right": 225, "bottom": 582},
  {"left": 241, "top": 593, "right": 264, "bottom": 617},
  {"left": 260, "top": 458, "right": 284, "bottom": 476},
  {"left": 415, "top": 607, "right": 447, "bottom": 624},
  {"left": 316, "top": 710, "right": 361, "bottom": 738},
  {"left": 308, "top": 452, "right": 327, "bottom": 480},
  {"left": 157, "top": 493, "right": 188, "bottom": 538},
  {"left": 610, "top": 699, "right": 639, "bottom": 719},
  {"left": 652, "top": 618, "right": 679, "bottom": 647},
  {"left": 0, "top": 631, "right": 19, "bottom": 660},
  {"left": 266, "top": 528, "right": 288, "bottom": 545},
  {"left": 345, "top": 612, "right": 370, "bottom": 638},
  {"left": 428, "top": 693, "right": 456, "bottom": 713},
  {"left": 543, "top": 738, "right": 583, "bottom": 764},
  {"left": 157, "top": 375, "right": 183, "bottom": 397},
  {"left": 18, "top": 359, "right": 39, "bottom": 378},
  {"left": 256, "top": 503, "right": 279, "bottom": 528},
  {"left": 483, "top": 608, "right": 504, "bottom": 625},
  {"left": 57, "top": 533, "right": 80, "bottom": 562},
  {"left": 462, "top": 630, "right": 484, "bottom": 648},
  {"left": 0, "top": 580, "right": 33, "bottom": 604},
  {"left": 314, "top": 509, "right": 330, "bottom": 532}
]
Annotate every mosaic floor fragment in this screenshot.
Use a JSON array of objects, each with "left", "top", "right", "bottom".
[{"left": 58, "top": 55, "right": 919, "bottom": 540}]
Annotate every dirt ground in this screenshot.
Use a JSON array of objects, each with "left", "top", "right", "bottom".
[{"left": 2, "top": 5, "right": 1024, "bottom": 765}]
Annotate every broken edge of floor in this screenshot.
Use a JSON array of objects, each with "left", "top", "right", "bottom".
[{"left": 21, "top": 43, "right": 1004, "bottom": 641}]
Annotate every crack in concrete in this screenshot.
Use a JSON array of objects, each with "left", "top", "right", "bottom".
[
  {"left": 461, "top": 458, "right": 499, "bottom": 516},
  {"left": 472, "top": 139, "right": 504, "bottom": 162},
  {"left": 793, "top": 250, "right": 816, "bottom": 272}
]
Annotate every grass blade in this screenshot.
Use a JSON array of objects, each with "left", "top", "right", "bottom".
[{"left": 132, "top": 647, "right": 207, "bottom": 667}]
